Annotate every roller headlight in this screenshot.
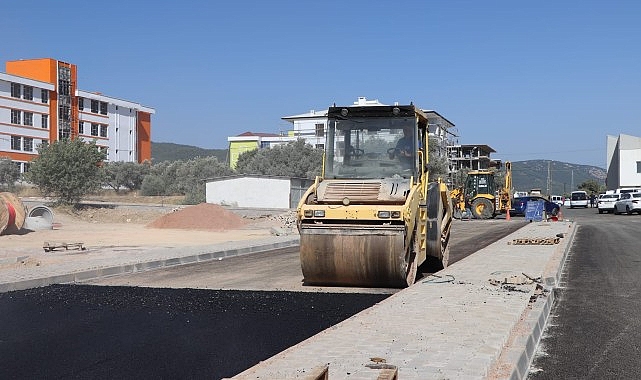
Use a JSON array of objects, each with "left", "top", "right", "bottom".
[{"left": 377, "top": 211, "right": 391, "bottom": 218}]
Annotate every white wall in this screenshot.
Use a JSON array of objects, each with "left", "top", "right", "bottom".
[
  {"left": 206, "top": 177, "right": 291, "bottom": 209},
  {"left": 619, "top": 137, "right": 641, "bottom": 187}
]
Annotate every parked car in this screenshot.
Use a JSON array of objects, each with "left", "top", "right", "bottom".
[
  {"left": 510, "top": 196, "right": 560, "bottom": 216},
  {"left": 569, "top": 191, "right": 588, "bottom": 208},
  {"left": 614, "top": 192, "right": 641, "bottom": 215},
  {"left": 597, "top": 193, "right": 619, "bottom": 214}
]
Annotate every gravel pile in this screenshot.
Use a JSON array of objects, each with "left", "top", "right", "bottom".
[{"left": 146, "top": 203, "right": 247, "bottom": 231}]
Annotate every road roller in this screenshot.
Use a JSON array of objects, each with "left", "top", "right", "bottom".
[{"left": 297, "top": 104, "right": 453, "bottom": 288}]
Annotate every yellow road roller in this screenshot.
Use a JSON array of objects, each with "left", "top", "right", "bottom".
[{"left": 297, "top": 104, "right": 453, "bottom": 288}]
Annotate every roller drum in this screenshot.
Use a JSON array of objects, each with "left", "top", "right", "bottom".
[{"left": 299, "top": 225, "right": 410, "bottom": 288}]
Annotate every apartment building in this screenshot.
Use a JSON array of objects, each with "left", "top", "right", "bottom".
[
  {"left": 227, "top": 97, "right": 458, "bottom": 169},
  {"left": 0, "top": 58, "right": 154, "bottom": 172}
]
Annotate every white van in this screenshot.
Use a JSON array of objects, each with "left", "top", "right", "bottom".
[
  {"left": 569, "top": 191, "right": 588, "bottom": 208},
  {"left": 550, "top": 195, "right": 563, "bottom": 207}
]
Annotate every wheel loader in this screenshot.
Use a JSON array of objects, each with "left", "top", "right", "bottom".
[
  {"left": 451, "top": 161, "right": 512, "bottom": 219},
  {"left": 296, "top": 104, "right": 453, "bottom": 288}
]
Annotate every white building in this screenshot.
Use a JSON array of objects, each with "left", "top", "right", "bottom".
[
  {"left": 227, "top": 97, "right": 457, "bottom": 169},
  {"left": 0, "top": 58, "right": 154, "bottom": 173},
  {"left": 606, "top": 134, "right": 641, "bottom": 190}
]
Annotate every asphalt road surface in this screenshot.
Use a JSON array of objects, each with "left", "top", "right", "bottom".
[
  {"left": 86, "top": 218, "right": 527, "bottom": 292},
  {"left": 0, "top": 217, "right": 526, "bottom": 379},
  {"left": 529, "top": 206, "right": 641, "bottom": 379}
]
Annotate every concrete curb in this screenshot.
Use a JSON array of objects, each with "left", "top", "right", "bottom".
[{"left": 0, "top": 237, "right": 300, "bottom": 293}]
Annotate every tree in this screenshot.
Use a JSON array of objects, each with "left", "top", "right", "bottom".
[
  {"left": 26, "top": 139, "right": 106, "bottom": 204},
  {"left": 578, "top": 179, "right": 604, "bottom": 195},
  {"left": 427, "top": 136, "right": 449, "bottom": 182},
  {"left": 139, "top": 156, "right": 234, "bottom": 204},
  {"left": 102, "top": 161, "right": 150, "bottom": 192},
  {"left": 0, "top": 157, "right": 20, "bottom": 191},
  {"left": 235, "top": 139, "right": 323, "bottom": 178}
]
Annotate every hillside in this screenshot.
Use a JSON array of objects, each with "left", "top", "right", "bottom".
[
  {"left": 151, "top": 142, "right": 227, "bottom": 163},
  {"left": 511, "top": 160, "right": 606, "bottom": 196}
]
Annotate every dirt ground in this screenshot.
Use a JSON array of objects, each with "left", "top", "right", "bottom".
[{"left": 1, "top": 200, "right": 297, "bottom": 259}]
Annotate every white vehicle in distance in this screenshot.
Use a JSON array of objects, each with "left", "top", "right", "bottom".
[
  {"left": 550, "top": 195, "right": 563, "bottom": 207},
  {"left": 569, "top": 191, "right": 588, "bottom": 208},
  {"left": 613, "top": 192, "right": 641, "bottom": 215},
  {"left": 597, "top": 193, "right": 619, "bottom": 214}
]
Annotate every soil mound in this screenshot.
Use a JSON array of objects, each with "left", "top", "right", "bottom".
[{"left": 146, "top": 203, "right": 247, "bottom": 231}]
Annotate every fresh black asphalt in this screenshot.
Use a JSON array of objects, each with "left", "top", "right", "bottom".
[{"left": 0, "top": 285, "right": 387, "bottom": 379}]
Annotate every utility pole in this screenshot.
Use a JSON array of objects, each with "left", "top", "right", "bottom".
[
  {"left": 571, "top": 170, "right": 574, "bottom": 191},
  {"left": 546, "top": 161, "right": 551, "bottom": 196}
]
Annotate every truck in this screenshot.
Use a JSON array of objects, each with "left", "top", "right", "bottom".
[
  {"left": 451, "top": 161, "right": 512, "bottom": 219},
  {"left": 296, "top": 103, "right": 453, "bottom": 288}
]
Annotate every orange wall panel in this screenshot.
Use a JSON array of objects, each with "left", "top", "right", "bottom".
[
  {"left": 1, "top": 151, "right": 38, "bottom": 162},
  {"left": 6, "top": 58, "right": 57, "bottom": 84},
  {"left": 137, "top": 112, "right": 152, "bottom": 163}
]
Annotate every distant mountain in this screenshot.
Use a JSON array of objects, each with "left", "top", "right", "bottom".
[
  {"left": 511, "top": 160, "right": 606, "bottom": 196},
  {"left": 151, "top": 142, "right": 228, "bottom": 163}
]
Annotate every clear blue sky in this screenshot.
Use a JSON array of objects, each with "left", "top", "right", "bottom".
[{"left": 3, "top": 1, "right": 640, "bottom": 168}]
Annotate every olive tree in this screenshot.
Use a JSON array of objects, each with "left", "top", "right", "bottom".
[
  {"left": 0, "top": 157, "right": 20, "bottom": 191},
  {"left": 102, "top": 161, "right": 150, "bottom": 192},
  {"left": 140, "top": 156, "right": 234, "bottom": 204},
  {"left": 235, "top": 139, "right": 323, "bottom": 179},
  {"left": 26, "top": 139, "right": 106, "bottom": 205}
]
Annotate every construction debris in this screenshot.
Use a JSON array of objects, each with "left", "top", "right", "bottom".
[
  {"left": 508, "top": 236, "right": 561, "bottom": 245},
  {"left": 43, "top": 242, "right": 85, "bottom": 252}
]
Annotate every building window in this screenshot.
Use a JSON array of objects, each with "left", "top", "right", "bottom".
[
  {"left": 78, "top": 121, "right": 84, "bottom": 134},
  {"left": 637, "top": 161, "right": 641, "bottom": 173},
  {"left": 11, "top": 83, "right": 21, "bottom": 98},
  {"left": 91, "top": 123, "right": 99, "bottom": 136},
  {"left": 100, "top": 102, "right": 108, "bottom": 115},
  {"left": 23, "top": 112, "right": 33, "bottom": 126},
  {"left": 59, "top": 129, "right": 70, "bottom": 140},
  {"left": 41, "top": 89, "right": 49, "bottom": 103},
  {"left": 41, "top": 139, "right": 49, "bottom": 148},
  {"left": 315, "top": 123, "right": 324, "bottom": 137},
  {"left": 100, "top": 125, "right": 108, "bottom": 138},
  {"left": 91, "top": 100, "right": 99, "bottom": 113},
  {"left": 23, "top": 137, "right": 33, "bottom": 152},
  {"left": 11, "top": 110, "right": 21, "bottom": 124},
  {"left": 78, "top": 97, "right": 84, "bottom": 110},
  {"left": 11, "top": 136, "right": 21, "bottom": 150},
  {"left": 41, "top": 115, "right": 48, "bottom": 129},
  {"left": 23, "top": 162, "right": 30, "bottom": 172},
  {"left": 23, "top": 86, "right": 33, "bottom": 101},
  {"left": 100, "top": 146, "right": 108, "bottom": 155}
]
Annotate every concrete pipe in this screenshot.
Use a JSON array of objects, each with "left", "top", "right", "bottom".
[{"left": 24, "top": 205, "right": 55, "bottom": 231}]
